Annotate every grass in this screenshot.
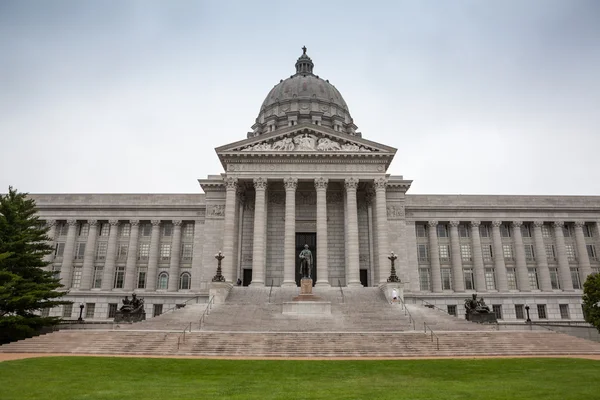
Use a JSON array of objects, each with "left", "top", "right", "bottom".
[{"left": 0, "top": 357, "right": 599, "bottom": 400}]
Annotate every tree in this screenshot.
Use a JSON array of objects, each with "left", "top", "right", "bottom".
[
  {"left": 0, "top": 187, "right": 69, "bottom": 343},
  {"left": 582, "top": 272, "right": 600, "bottom": 333}
]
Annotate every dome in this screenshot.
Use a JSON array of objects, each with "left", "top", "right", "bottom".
[{"left": 249, "top": 47, "right": 359, "bottom": 138}]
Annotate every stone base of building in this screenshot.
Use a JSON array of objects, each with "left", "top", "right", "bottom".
[
  {"left": 209, "top": 281, "right": 233, "bottom": 304},
  {"left": 282, "top": 301, "right": 332, "bottom": 315}
]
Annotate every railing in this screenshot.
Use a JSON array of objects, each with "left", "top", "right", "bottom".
[
  {"left": 397, "top": 297, "right": 416, "bottom": 330},
  {"left": 338, "top": 279, "right": 345, "bottom": 304},
  {"left": 268, "top": 279, "right": 274, "bottom": 303},
  {"left": 198, "top": 295, "right": 215, "bottom": 331},
  {"left": 423, "top": 322, "right": 440, "bottom": 351},
  {"left": 416, "top": 298, "right": 460, "bottom": 318},
  {"left": 159, "top": 295, "right": 203, "bottom": 316},
  {"left": 176, "top": 321, "right": 193, "bottom": 349}
]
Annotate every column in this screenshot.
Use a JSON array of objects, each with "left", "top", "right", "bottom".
[
  {"left": 470, "top": 221, "right": 486, "bottom": 292},
  {"left": 374, "top": 177, "right": 391, "bottom": 285},
  {"left": 315, "top": 177, "right": 330, "bottom": 287},
  {"left": 553, "top": 221, "right": 573, "bottom": 291},
  {"left": 365, "top": 190, "right": 376, "bottom": 285},
  {"left": 511, "top": 221, "right": 530, "bottom": 291},
  {"left": 236, "top": 189, "right": 246, "bottom": 282},
  {"left": 144, "top": 220, "right": 161, "bottom": 291},
  {"left": 573, "top": 221, "right": 593, "bottom": 282},
  {"left": 59, "top": 219, "right": 78, "bottom": 289},
  {"left": 449, "top": 220, "right": 465, "bottom": 292},
  {"left": 250, "top": 177, "right": 267, "bottom": 286},
  {"left": 43, "top": 220, "right": 57, "bottom": 267},
  {"left": 80, "top": 219, "right": 98, "bottom": 290},
  {"left": 123, "top": 220, "right": 140, "bottom": 291},
  {"left": 281, "top": 177, "right": 298, "bottom": 287},
  {"left": 101, "top": 220, "right": 120, "bottom": 290},
  {"left": 532, "top": 221, "right": 552, "bottom": 291},
  {"left": 345, "top": 177, "right": 362, "bottom": 287},
  {"left": 168, "top": 220, "right": 183, "bottom": 291},
  {"left": 222, "top": 177, "right": 238, "bottom": 283},
  {"left": 491, "top": 221, "right": 509, "bottom": 292},
  {"left": 428, "top": 221, "right": 442, "bottom": 292}
]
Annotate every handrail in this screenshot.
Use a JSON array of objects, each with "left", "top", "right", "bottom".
[
  {"left": 338, "top": 279, "right": 345, "bottom": 304},
  {"left": 417, "top": 298, "right": 459, "bottom": 318},
  {"left": 176, "top": 321, "right": 192, "bottom": 349},
  {"left": 268, "top": 279, "right": 274, "bottom": 303},
  {"left": 397, "top": 297, "right": 416, "bottom": 330},
  {"left": 198, "top": 295, "right": 215, "bottom": 331},
  {"left": 423, "top": 322, "right": 440, "bottom": 351},
  {"left": 159, "top": 295, "right": 202, "bottom": 316}
]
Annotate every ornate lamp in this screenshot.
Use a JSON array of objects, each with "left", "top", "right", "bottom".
[
  {"left": 387, "top": 251, "right": 400, "bottom": 283},
  {"left": 525, "top": 305, "right": 531, "bottom": 323},
  {"left": 78, "top": 303, "right": 85, "bottom": 322},
  {"left": 212, "top": 251, "right": 226, "bottom": 282}
]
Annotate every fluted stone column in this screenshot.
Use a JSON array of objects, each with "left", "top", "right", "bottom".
[
  {"left": 59, "top": 219, "right": 78, "bottom": 289},
  {"left": 281, "top": 177, "right": 298, "bottom": 287},
  {"left": 532, "top": 221, "right": 552, "bottom": 291},
  {"left": 491, "top": 221, "right": 509, "bottom": 292},
  {"left": 573, "top": 221, "right": 593, "bottom": 283},
  {"left": 345, "top": 178, "right": 362, "bottom": 287},
  {"left": 123, "top": 220, "right": 140, "bottom": 291},
  {"left": 374, "top": 177, "right": 391, "bottom": 285},
  {"left": 428, "top": 221, "right": 442, "bottom": 292},
  {"left": 449, "top": 221, "right": 465, "bottom": 292},
  {"left": 553, "top": 221, "right": 573, "bottom": 291},
  {"left": 511, "top": 221, "right": 530, "bottom": 291},
  {"left": 168, "top": 220, "right": 183, "bottom": 291},
  {"left": 222, "top": 177, "right": 238, "bottom": 283},
  {"left": 80, "top": 220, "right": 98, "bottom": 290},
  {"left": 144, "top": 220, "right": 161, "bottom": 291},
  {"left": 365, "top": 190, "right": 376, "bottom": 285},
  {"left": 101, "top": 220, "right": 120, "bottom": 290},
  {"left": 250, "top": 177, "right": 267, "bottom": 286},
  {"left": 470, "top": 221, "right": 486, "bottom": 292},
  {"left": 43, "top": 220, "right": 57, "bottom": 267},
  {"left": 315, "top": 177, "right": 330, "bottom": 287}
]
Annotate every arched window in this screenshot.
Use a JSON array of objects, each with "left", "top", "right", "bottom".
[
  {"left": 158, "top": 272, "right": 168, "bottom": 290},
  {"left": 179, "top": 272, "right": 191, "bottom": 290}
]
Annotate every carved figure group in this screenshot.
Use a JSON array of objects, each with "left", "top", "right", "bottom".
[
  {"left": 240, "top": 133, "right": 373, "bottom": 152},
  {"left": 120, "top": 293, "right": 144, "bottom": 314},
  {"left": 464, "top": 294, "right": 491, "bottom": 314}
]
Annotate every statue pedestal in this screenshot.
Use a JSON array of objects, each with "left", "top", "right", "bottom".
[
  {"left": 466, "top": 312, "right": 498, "bottom": 324},
  {"left": 209, "top": 281, "right": 233, "bottom": 304},
  {"left": 381, "top": 282, "right": 404, "bottom": 303},
  {"left": 114, "top": 310, "right": 146, "bottom": 323},
  {"left": 283, "top": 278, "right": 331, "bottom": 315}
]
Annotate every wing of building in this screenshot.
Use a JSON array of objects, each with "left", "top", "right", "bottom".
[{"left": 35, "top": 49, "right": 600, "bottom": 322}]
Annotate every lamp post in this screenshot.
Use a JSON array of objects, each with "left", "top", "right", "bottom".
[
  {"left": 525, "top": 305, "right": 531, "bottom": 323},
  {"left": 387, "top": 251, "right": 400, "bottom": 283},
  {"left": 212, "top": 251, "right": 226, "bottom": 282},
  {"left": 78, "top": 303, "right": 84, "bottom": 323}
]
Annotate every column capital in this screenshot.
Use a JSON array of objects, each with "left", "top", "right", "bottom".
[
  {"left": 45, "top": 219, "right": 56, "bottom": 227},
  {"left": 129, "top": 219, "right": 139, "bottom": 226},
  {"left": 373, "top": 177, "right": 388, "bottom": 190},
  {"left": 224, "top": 176, "right": 238, "bottom": 190},
  {"left": 448, "top": 220, "right": 460, "bottom": 228},
  {"left": 172, "top": 220, "right": 183, "bottom": 226},
  {"left": 67, "top": 219, "right": 78, "bottom": 226},
  {"left": 87, "top": 219, "right": 98, "bottom": 226},
  {"left": 108, "top": 219, "right": 119, "bottom": 226},
  {"left": 253, "top": 177, "right": 268, "bottom": 190},
  {"left": 533, "top": 221, "right": 544, "bottom": 228},
  {"left": 151, "top": 220, "right": 161, "bottom": 226},
  {"left": 511, "top": 221, "right": 523, "bottom": 228},
  {"left": 553, "top": 221, "right": 564, "bottom": 228},
  {"left": 345, "top": 177, "right": 359, "bottom": 190},
  {"left": 314, "top": 177, "right": 328, "bottom": 191},
  {"left": 470, "top": 221, "right": 481, "bottom": 228},
  {"left": 284, "top": 177, "right": 298, "bottom": 190},
  {"left": 491, "top": 220, "right": 502, "bottom": 228},
  {"left": 573, "top": 221, "right": 586, "bottom": 228},
  {"left": 428, "top": 220, "right": 438, "bottom": 228}
]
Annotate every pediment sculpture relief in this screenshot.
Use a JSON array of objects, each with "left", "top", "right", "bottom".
[{"left": 240, "top": 133, "right": 374, "bottom": 152}]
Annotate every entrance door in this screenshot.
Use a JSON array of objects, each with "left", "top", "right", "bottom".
[
  {"left": 296, "top": 233, "right": 316, "bottom": 286},
  {"left": 360, "top": 269, "right": 369, "bottom": 287},
  {"left": 242, "top": 269, "right": 252, "bottom": 286}
]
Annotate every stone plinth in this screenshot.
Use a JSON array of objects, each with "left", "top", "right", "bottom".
[
  {"left": 381, "top": 282, "right": 404, "bottom": 303},
  {"left": 282, "top": 301, "right": 331, "bottom": 315},
  {"left": 209, "top": 281, "right": 233, "bottom": 304},
  {"left": 114, "top": 310, "right": 146, "bottom": 323},
  {"left": 466, "top": 312, "right": 498, "bottom": 324},
  {"left": 292, "top": 278, "right": 323, "bottom": 302}
]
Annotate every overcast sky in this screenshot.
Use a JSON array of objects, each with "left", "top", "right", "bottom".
[{"left": 1, "top": 1, "right": 599, "bottom": 195}]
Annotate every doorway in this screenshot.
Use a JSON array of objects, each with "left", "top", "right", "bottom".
[
  {"left": 296, "top": 232, "right": 316, "bottom": 286},
  {"left": 242, "top": 269, "right": 252, "bottom": 286},
  {"left": 360, "top": 269, "right": 368, "bottom": 287}
]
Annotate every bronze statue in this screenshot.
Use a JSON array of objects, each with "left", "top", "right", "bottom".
[
  {"left": 464, "top": 293, "right": 496, "bottom": 323},
  {"left": 115, "top": 293, "right": 146, "bottom": 323},
  {"left": 298, "top": 244, "right": 313, "bottom": 279}
]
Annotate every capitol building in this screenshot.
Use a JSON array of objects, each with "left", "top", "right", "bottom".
[{"left": 37, "top": 49, "right": 598, "bottom": 322}]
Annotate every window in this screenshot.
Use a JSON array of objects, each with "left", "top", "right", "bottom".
[
  {"left": 437, "top": 224, "right": 448, "bottom": 238},
  {"left": 99, "top": 223, "right": 110, "bottom": 236},
  {"left": 78, "top": 223, "right": 89, "bottom": 237},
  {"left": 183, "top": 223, "right": 194, "bottom": 237},
  {"left": 485, "top": 268, "right": 496, "bottom": 290},
  {"left": 524, "top": 245, "right": 535, "bottom": 261},
  {"left": 545, "top": 244, "right": 556, "bottom": 261},
  {"left": 464, "top": 268, "right": 474, "bottom": 290},
  {"left": 75, "top": 242, "right": 86, "bottom": 260},
  {"left": 138, "top": 243, "right": 150, "bottom": 260},
  {"left": 108, "top": 303, "right": 118, "bottom": 318},
  {"left": 439, "top": 245, "right": 450, "bottom": 262},
  {"left": 515, "top": 304, "right": 525, "bottom": 319},
  {"left": 55, "top": 242, "right": 65, "bottom": 257},
  {"left": 71, "top": 267, "right": 82, "bottom": 288},
  {"left": 537, "top": 304, "right": 547, "bottom": 319},
  {"left": 586, "top": 244, "right": 597, "bottom": 261},
  {"left": 52, "top": 264, "right": 61, "bottom": 279},
  {"left": 160, "top": 244, "right": 171, "bottom": 261},
  {"left": 565, "top": 244, "right": 577, "bottom": 262},
  {"left": 482, "top": 245, "right": 493, "bottom": 262},
  {"left": 415, "top": 224, "right": 427, "bottom": 238},
  {"left": 62, "top": 304, "right": 73, "bottom": 318},
  {"left": 419, "top": 268, "right": 431, "bottom": 291},
  {"left": 182, "top": 243, "right": 193, "bottom": 262},
  {"left": 506, "top": 268, "right": 517, "bottom": 290},
  {"left": 140, "top": 223, "right": 152, "bottom": 237},
  {"left": 441, "top": 269, "right": 452, "bottom": 290},
  {"left": 85, "top": 303, "right": 95, "bottom": 319},
  {"left": 120, "top": 224, "right": 130, "bottom": 237},
  {"left": 479, "top": 225, "right": 490, "bottom": 238},
  {"left": 583, "top": 224, "right": 593, "bottom": 237},
  {"left": 593, "top": 267, "right": 600, "bottom": 274},
  {"left": 492, "top": 305, "right": 502, "bottom": 320},
  {"left": 162, "top": 224, "right": 173, "bottom": 237},
  {"left": 114, "top": 266, "right": 125, "bottom": 289},
  {"left": 92, "top": 266, "right": 103, "bottom": 288},
  {"left": 549, "top": 267, "right": 560, "bottom": 289},
  {"left": 153, "top": 304, "right": 163, "bottom": 317},
  {"left": 460, "top": 244, "right": 472, "bottom": 262},
  {"left": 179, "top": 272, "right": 191, "bottom": 290},
  {"left": 559, "top": 304, "right": 570, "bottom": 319},
  {"left": 57, "top": 222, "right": 69, "bottom": 236},
  {"left": 137, "top": 270, "right": 146, "bottom": 289},
  {"left": 158, "top": 272, "right": 169, "bottom": 290},
  {"left": 417, "top": 244, "right": 429, "bottom": 262},
  {"left": 521, "top": 224, "right": 531, "bottom": 238},
  {"left": 500, "top": 224, "right": 511, "bottom": 238},
  {"left": 541, "top": 224, "right": 552, "bottom": 238},
  {"left": 571, "top": 267, "right": 581, "bottom": 289},
  {"left": 41, "top": 308, "right": 50, "bottom": 318},
  {"left": 117, "top": 244, "right": 128, "bottom": 260},
  {"left": 96, "top": 242, "right": 108, "bottom": 260},
  {"left": 458, "top": 224, "right": 470, "bottom": 238},
  {"left": 563, "top": 225, "right": 572, "bottom": 237},
  {"left": 502, "top": 244, "right": 513, "bottom": 261},
  {"left": 447, "top": 305, "right": 457, "bottom": 316},
  {"left": 527, "top": 268, "right": 539, "bottom": 290}
]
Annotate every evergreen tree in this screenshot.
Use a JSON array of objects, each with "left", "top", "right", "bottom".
[
  {"left": 582, "top": 272, "right": 600, "bottom": 333},
  {"left": 0, "top": 187, "right": 69, "bottom": 343}
]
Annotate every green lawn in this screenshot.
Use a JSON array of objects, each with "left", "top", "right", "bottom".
[{"left": 0, "top": 357, "right": 599, "bottom": 400}]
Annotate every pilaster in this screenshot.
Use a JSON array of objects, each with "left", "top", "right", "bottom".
[
  {"left": 449, "top": 220, "right": 465, "bottom": 292},
  {"left": 80, "top": 219, "right": 98, "bottom": 290},
  {"left": 315, "top": 177, "right": 330, "bottom": 287},
  {"left": 345, "top": 177, "right": 362, "bottom": 287}
]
